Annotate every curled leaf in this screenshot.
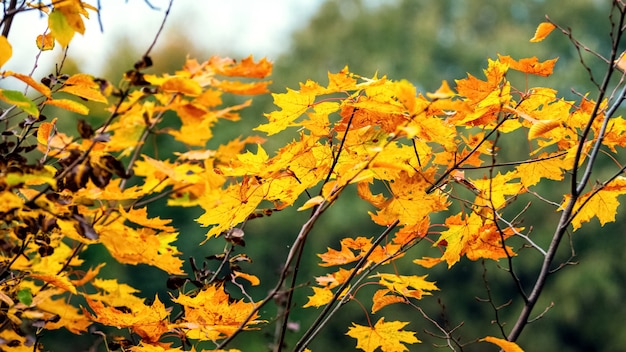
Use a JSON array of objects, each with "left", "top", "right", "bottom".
[
  {"left": 530, "top": 22, "right": 556, "bottom": 42},
  {"left": 481, "top": 336, "right": 524, "bottom": 352},
  {"left": 528, "top": 120, "right": 561, "bottom": 139}
]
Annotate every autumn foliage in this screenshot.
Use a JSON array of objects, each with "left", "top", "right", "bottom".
[{"left": 1, "top": 1, "right": 626, "bottom": 351}]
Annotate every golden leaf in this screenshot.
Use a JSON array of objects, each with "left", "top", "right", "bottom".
[{"left": 346, "top": 318, "right": 420, "bottom": 352}]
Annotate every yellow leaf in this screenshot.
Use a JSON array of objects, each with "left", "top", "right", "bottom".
[
  {"left": 118, "top": 206, "right": 176, "bottom": 232},
  {"left": 49, "top": 10, "right": 74, "bottom": 47},
  {"left": 160, "top": 76, "right": 202, "bottom": 96},
  {"left": 297, "top": 195, "right": 325, "bottom": 211},
  {"left": 426, "top": 80, "right": 455, "bottom": 99},
  {"left": 97, "top": 221, "right": 184, "bottom": 274},
  {"left": 372, "top": 273, "right": 438, "bottom": 299},
  {"left": 84, "top": 296, "right": 170, "bottom": 343},
  {"left": 481, "top": 336, "right": 524, "bottom": 352},
  {"left": 303, "top": 286, "right": 334, "bottom": 308},
  {"left": 36, "top": 33, "right": 55, "bottom": 50},
  {"left": 60, "top": 73, "right": 108, "bottom": 103},
  {"left": 346, "top": 318, "right": 420, "bottom": 352},
  {"left": 0, "top": 35, "right": 12, "bottom": 67},
  {"left": 562, "top": 176, "right": 626, "bottom": 230},
  {"left": 171, "top": 285, "right": 263, "bottom": 340},
  {"left": 44, "top": 98, "right": 89, "bottom": 114},
  {"left": 530, "top": 22, "right": 556, "bottom": 42}
]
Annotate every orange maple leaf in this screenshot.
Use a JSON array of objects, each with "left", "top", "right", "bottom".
[
  {"left": 346, "top": 317, "right": 420, "bottom": 352},
  {"left": 498, "top": 55, "right": 558, "bottom": 77}
]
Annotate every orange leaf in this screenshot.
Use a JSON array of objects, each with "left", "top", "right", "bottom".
[
  {"left": 3, "top": 71, "right": 52, "bottom": 97},
  {"left": 498, "top": 55, "right": 558, "bottom": 77},
  {"left": 37, "top": 118, "right": 58, "bottom": 145},
  {"left": 210, "top": 55, "right": 273, "bottom": 78},
  {"left": 530, "top": 22, "right": 556, "bottom": 42},
  {"left": 346, "top": 317, "right": 420, "bottom": 352},
  {"left": 371, "top": 289, "right": 406, "bottom": 313},
  {"left": 481, "top": 336, "right": 524, "bottom": 352}
]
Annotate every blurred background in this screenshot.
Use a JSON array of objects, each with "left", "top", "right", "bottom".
[{"left": 9, "top": 0, "right": 624, "bottom": 351}]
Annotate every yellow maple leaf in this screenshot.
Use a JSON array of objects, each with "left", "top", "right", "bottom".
[
  {"left": 172, "top": 285, "right": 263, "bottom": 341},
  {"left": 437, "top": 213, "right": 516, "bottom": 267},
  {"left": 97, "top": 221, "right": 184, "bottom": 274},
  {"left": 346, "top": 317, "right": 420, "bottom": 352},
  {"left": 372, "top": 273, "right": 438, "bottom": 300},
  {"left": 118, "top": 206, "right": 176, "bottom": 232},
  {"left": 562, "top": 176, "right": 626, "bottom": 230},
  {"left": 84, "top": 296, "right": 170, "bottom": 343},
  {"left": 303, "top": 286, "right": 334, "bottom": 308},
  {"left": 515, "top": 152, "right": 568, "bottom": 187}
]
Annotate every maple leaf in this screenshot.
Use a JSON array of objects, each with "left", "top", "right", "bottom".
[
  {"left": 118, "top": 206, "right": 176, "bottom": 232},
  {"left": 372, "top": 273, "right": 438, "bottom": 300},
  {"left": 515, "top": 152, "right": 568, "bottom": 187},
  {"left": 498, "top": 55, "right": 558, "bottom": 77},
  {"left": 84, "top": 296, "right": 170, "bottom": 343},
  {"left": 437, "top": 213, "right": 516, "bottom": 267},
  {"left": 97, "top": 221, "right": 184, "bottom": 274},
  {"left": 470, "top": 171, "right": 524, "bottom": 211},
  {"left": 562, "top": 176, "right": 626, "bottom": 230},
  {"left": 346, "top": 317, "right": 420, "bottom": 352},
  {"left": 303, "top": 286, "right": 335, "bottom": 308},
  {"left": 172, "top": 285, "right": 263, "bottom": 341}
]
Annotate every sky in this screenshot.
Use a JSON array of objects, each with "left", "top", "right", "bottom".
[{"left": 6, "top": 0, "right": 324, "bottom": 76}]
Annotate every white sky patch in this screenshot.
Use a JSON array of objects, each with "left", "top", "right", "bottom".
[{"left": 4, "top": 0, "right": 323, "bottom": 76}]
